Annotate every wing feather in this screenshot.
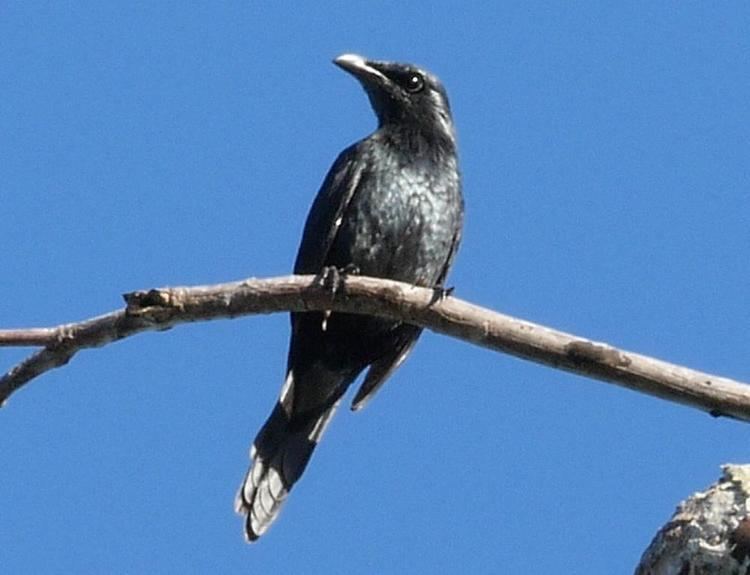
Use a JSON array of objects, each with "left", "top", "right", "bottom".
[{"left": 294, "top": 143, "right": 367, "bottom": 274}]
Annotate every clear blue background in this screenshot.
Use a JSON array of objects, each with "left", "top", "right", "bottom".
[{"left": 2, "top": 3, "right": 748, "bottom": 573}]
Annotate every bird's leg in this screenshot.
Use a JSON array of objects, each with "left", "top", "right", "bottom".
[
  {"left": 317, "top": 267, "right": 339, "bottom": 332},
  {"left": 319, "top": 266, "right": 342, "bottom": 295},
  {"left": 318, "top": 264, "right": 359, "bottom": 294},
  {"left": 317, "top": 264, "right": 360, "bottom": 331}
]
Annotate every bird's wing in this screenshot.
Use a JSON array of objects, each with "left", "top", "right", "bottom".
[
  {"left": 436, "top": 214, "right": 464, "bottom": 286},
  {"left": 293, "top": 143, "right": 367, "bottom": 274},
  {"left": 350, "top": 323, "right": 421, "bottom": 411},
  {"left": 351, "top": 213, "right": 463, "bottom": 411}
]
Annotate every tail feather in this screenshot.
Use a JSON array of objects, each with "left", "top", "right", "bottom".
[{"left": 236, "top": 372, "right": 344, "bottom": 541}]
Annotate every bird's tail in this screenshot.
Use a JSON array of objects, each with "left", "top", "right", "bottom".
[{"left": 235, "top": 370, "right": 346, "bottom": 541}]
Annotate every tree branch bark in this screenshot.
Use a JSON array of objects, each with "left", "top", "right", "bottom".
[
  {"left": 635, "top": 464, "right": 750, "bottom": 574},
  {"left": 1, "top": 274, "right": 749, "bottom": 421}
]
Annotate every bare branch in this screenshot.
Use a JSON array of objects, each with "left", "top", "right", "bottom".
[
  {"left": 0, "top": 328, "right": 64, "bottom": 347},
  {"left": 1, "top": 274, "right": 749, "bottom": 421}
]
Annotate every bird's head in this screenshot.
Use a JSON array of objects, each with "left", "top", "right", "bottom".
[{"left": 334, "top": 54, "right": 456, "bottom": 148}]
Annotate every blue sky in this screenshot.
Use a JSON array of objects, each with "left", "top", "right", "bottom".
[{"left": 2, "top": 2, "right": 749, "bottom": 573}]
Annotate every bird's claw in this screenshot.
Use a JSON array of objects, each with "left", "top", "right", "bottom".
[
  {"left": 430, "top": 285, "right": 455, "bottom": 305},
  {"left": 317, "top": 265, "right": 361, "bottom": 332},
  {"left": 319, "top": 266, "right": 341, "bottom": 295},
  {"left": 341, "top": 263, "right": 360, "bottom": 276},
  {"left": 318, "top": 264, "right": 360, "bottom": 296}
]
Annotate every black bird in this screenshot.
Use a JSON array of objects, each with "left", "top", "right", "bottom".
[{"left": 235, "top": 54, "right": 464, "bottom": 541}]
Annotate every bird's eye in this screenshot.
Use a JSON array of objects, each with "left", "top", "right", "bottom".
[{"left": 404, "top": 73, "right": 425, "bottom": 93}]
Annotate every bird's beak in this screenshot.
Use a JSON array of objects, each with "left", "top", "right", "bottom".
[{"left": 333, "top": 54, "right": 387, "bottom": 88}]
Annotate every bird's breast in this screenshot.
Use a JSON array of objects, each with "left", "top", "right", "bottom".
[{"left": 331, "top": 153, "right": 462, "bottom": 286}]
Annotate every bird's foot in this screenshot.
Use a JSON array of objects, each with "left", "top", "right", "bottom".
[
  {"left": 319, "top": 266, "right": 341, "bottom": 295},
  {"left": 341, "top": 263, "right": 360, "bottom": 276},
  {"left": 317, "top": 265, "right": 361, "bottom": 332},
  {"left": 318, "top": 264, "right": 360, "bottom": 296},
  {"left": 429, "top": 285, "right": 455, "bottom": 305}
]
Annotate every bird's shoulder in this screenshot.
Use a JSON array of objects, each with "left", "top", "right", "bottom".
[{"left": 293, "top": 141, "right": 372, "bottom": 274}]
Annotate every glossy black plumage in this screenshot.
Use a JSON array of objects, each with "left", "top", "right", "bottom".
[{"left": 236, "top": 54, "right": 464, "bottom": 540}]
